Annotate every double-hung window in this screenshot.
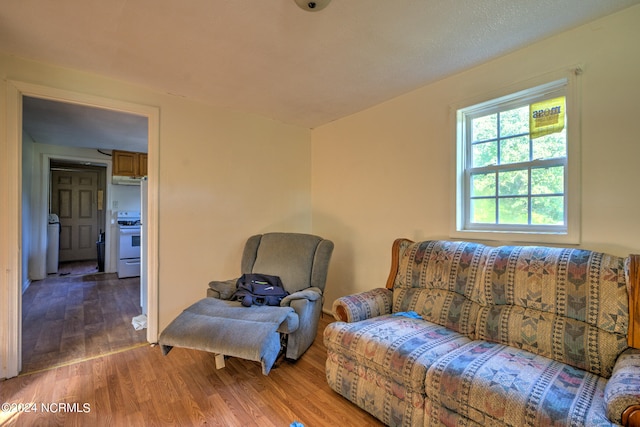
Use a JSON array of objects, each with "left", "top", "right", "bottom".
[{"left": 452, "top": 73, "right": 581, "bottom": 243}]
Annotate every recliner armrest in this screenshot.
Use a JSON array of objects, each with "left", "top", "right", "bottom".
[
  {"left": 207, "top": 278, "right": 238, "bottom": 300},
  {"left": 605, "top": 348, "right": 640, "bottom": 426},
  {"left": 332, "top": 288, "right": 393, "bottom": 323},
  {"left": 280, "top": 287, "right": 322, "bottom": 307}
]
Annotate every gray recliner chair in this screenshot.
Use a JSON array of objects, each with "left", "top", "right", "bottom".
[{"left": 159, "top": 232, "right": 334, "bottom": 374}]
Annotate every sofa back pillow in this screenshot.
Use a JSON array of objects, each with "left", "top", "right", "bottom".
[
  {"left": 474, "top": 245, "right": 629, "bottom": 378},
  {"left": 392, "top": 240, "right": 489, "bottom": 337}
]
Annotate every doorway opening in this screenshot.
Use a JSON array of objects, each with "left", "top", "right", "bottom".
[
  {"left": 49, "top": 161, "right": 107, "bottom": 270},
  {"left": 2, "top": 80, "right": 160, "bottom": 379},
  {"left": 21, "top": 159, "right": 149, "bottom": 374}
]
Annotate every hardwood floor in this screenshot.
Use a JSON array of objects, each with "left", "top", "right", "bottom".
[
  {"left": 1, "top": 315, "right": 384, "bottom": 427},
  {"left": 21, "top": 263, "right": 147, "bottom": 374}
]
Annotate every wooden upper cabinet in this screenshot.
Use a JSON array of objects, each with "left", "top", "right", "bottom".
[
  {"left": 113, "top": 150, "right": 137, "bottom": 176},
  {"left": 113, "top": 150, "right": 148, "bottom": 177},
  {"left": 138, "top": 153, "right": 148, "bottom": 177}
]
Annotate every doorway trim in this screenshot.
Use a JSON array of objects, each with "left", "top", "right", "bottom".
[{"left": 1, "top": 80, "right": 160, "bottom": 378}]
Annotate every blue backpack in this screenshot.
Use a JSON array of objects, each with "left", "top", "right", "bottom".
[{"left": 232, "top": 273, "right": 289, "bottom": 307}]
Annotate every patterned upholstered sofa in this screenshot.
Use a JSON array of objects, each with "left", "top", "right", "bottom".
[{"left": 325, "top": 239, "right": 640, "bottom": 426}]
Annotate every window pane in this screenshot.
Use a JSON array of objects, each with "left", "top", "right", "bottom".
[
  {"left": 472, "top": 141, "right": 497, "bottom": 167},
  {"left": 499, "top": 106, "right": 529, "bottom": 137},
  {"left": 531, "top": 166, "right": 564, "bottom": 195},
  {"left": 472, "top": 114, "right": 497, "bottom": 142},
  {"left": 532, "top": 128, "right": 567, "bottom": 160},
  {"left": 498, "top": 197, "right": 528, "bottom": 224},
  {"left": 532, "top": 196, "right": 564, "bottom": 225},
  {"left": 498, "top": 170, "right": 528, "bottom": 196},
  {"left": 471, "top": 198, "right": 495, "bottom": 224},
  {"left": 500, "top": 136, "right": 530, "bottom": 165},
  {"left": 471, "top": 173, "right": 495, "bottom": 197}
]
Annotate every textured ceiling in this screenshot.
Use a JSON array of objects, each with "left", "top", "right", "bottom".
[{"left": 3, "top": 0, "right": 639, "bottom": 151}]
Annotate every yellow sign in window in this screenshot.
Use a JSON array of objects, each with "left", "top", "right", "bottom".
[{"left": 530, "top": 96, "right": 565, "bottom": 139}]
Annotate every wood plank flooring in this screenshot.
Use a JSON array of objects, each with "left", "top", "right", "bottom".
[
  {"left": 1, "top": 315, "right": 384, "bottom": 427},
  {"left": 21, "top": 264, "right": 147, "bottom": 374}
]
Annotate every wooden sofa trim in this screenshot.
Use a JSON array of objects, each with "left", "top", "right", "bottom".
[
  {"left": 629, "top": 254, "right": 640, "bottom": 349},
  {"left": 623, "top": 404, "right": 640, "bottom": 427},
  {"left": 385, "top": 238, "right": 414, "bottom": 289},
  {"left": 335, "top": 304, "right": 348, "bottom": 322}
]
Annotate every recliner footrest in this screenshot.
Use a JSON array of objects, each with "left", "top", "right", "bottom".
[{"left": 159, "top": 298, "right": 294, "bottom": 375}]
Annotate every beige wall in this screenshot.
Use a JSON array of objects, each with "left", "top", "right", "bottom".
[
  {"left": 154, "top": 96, "right": 311, "bottom": 326},
  {"left": 312, "top": 6, "right": 640, "bottom": 309},
  {"left": 0, "top": 53, "right": 312, "bottom": 335}
]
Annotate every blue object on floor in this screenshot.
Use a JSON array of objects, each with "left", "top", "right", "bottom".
[{"left": 290, "top": 422, "right": 304, "bottom": 427}]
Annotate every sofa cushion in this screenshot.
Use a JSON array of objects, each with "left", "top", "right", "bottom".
[
  {"left": 324, "top": 315, "right": 472, "bottom": 393},
  {"left": 392, "top": 240, "right": 489, "bottom": 337},
  {"left": 474, "top": 245, "right": 629, "bottom": 378},
  {"left": 425, "top": 340, "right": 615, "bottom": 426}
]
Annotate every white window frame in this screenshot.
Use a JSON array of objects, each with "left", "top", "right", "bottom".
[{"left": 451, "top": 68, "right": 582, "bottom": 244}]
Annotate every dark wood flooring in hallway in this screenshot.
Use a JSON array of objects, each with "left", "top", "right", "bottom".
[{"left": 21, "top": 262, "right": 147, "bottom": 374}]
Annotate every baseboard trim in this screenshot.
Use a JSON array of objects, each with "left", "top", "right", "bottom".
[{"left": 22, "top": 278, "right": 31, "bottom": 294}]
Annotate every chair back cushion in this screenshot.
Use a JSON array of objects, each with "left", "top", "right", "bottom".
[
  {"left": 245, "top": 233, "right": 333, "bottom": 294},
  {"left": 392, "top": 240, "right": 489, "bottom": 337},
  {"left": 474, "top": 245, "right": 629, "bottom": 378}
]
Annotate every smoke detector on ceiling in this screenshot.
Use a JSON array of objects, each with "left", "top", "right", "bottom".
[{"left": 294, "top": 0, "right": 331, "bottom": 12}]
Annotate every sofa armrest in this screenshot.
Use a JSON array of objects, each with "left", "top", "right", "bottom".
[
  {"left": 605, "top": 348, "right": 640, "bottom": 426},
  {"left": 332, "top": 288, "right": 393, "bottom": 323},
  {"left": 207, "top": 278, "right": 238, "bottom": 300}
]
